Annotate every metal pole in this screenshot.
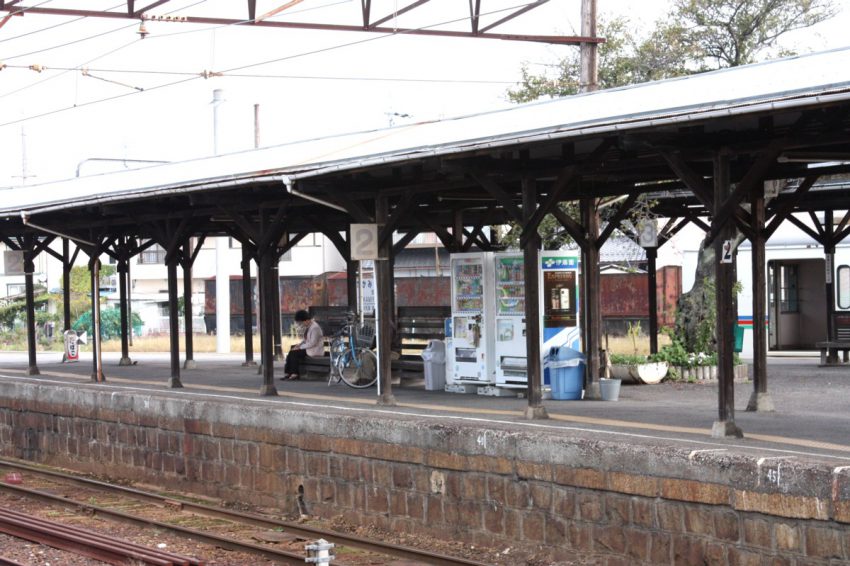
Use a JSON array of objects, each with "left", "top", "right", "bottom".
[
  {"left": 118, "top": 255, "right": 132, "bottom": 366},
  {"left": 91, "top": 258, "right": 104, "bottom": 383},
  {"left": 241, "top": 247, "right": 256, "bottom": 366},
  {"left": 582, "top": 198, "right": 602, "bottom": 400},
  {"left": 62, "top": 239, "right": 71, "bottom": 333}
]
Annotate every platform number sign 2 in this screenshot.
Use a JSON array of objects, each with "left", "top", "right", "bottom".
[{"left": 351, "top": 223, "right": 380, "bottom": 260}]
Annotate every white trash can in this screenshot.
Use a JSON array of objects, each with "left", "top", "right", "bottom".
[{"left": 420, "top": 339, "right": 447, "bottom": 391}]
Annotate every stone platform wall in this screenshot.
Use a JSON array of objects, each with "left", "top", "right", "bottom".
[{"left": 1, "top": 380, "right": 849, "bottom": 564}]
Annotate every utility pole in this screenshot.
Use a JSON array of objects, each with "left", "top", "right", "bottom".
[{"left": 579, "top": 0, "right": 598, "bottom": 93}]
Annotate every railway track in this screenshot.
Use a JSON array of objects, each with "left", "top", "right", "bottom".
[{"left": 0, "top": 459, "right": 491, "bottom": 566}]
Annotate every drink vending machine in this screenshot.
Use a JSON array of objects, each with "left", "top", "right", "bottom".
[
  {"left": 540, "top": 252, "right": 581, "bottom": 353},
  {"left": 493, "top": 252, "right": 528, "bottom": 388},
  {"left": 446, "top": 252, "right": 495, "bottom": 388},
  {"left": 492, "top": 251, "right": 581, "bottom": 388}
]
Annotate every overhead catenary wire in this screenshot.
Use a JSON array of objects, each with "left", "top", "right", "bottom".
[{"left": 0, "top": 1, "right": 548, "bottom": 129}]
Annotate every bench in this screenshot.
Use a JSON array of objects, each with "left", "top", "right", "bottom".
[
  {"left": 816, "top": 341, "right": 850, "bottom": 366},
  {"left": 295, "top": 305, "right": 450, "bottom": 380},
  {"left": 394, "top": 306, "right": 450, "bottom": 379},
  {"left": 298, "top": 306, "right": 351, "bottom": 377}
]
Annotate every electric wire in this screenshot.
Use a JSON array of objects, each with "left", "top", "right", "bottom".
[
  {"left": 0, "top": 1, "right": 545, "bottom": 129},
  {"left": 0, "top": 2, "right": 123, "bottom": 45}
]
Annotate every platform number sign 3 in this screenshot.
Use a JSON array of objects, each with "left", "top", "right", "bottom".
[{"left": 351, "top": 223, "right": 380, "bottom": 260}]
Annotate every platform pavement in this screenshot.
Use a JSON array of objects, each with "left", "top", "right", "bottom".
[{"left": 0, "top": 350, "right": 848, "bottom": 467}]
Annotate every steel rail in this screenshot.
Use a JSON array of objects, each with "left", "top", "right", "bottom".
[
  {"left": 0, "top": 481, "right": 307, "bottom": 565},
  {"left": 0, "top": 557, "right": 28, "bottom": 566},
  {"left": 0, "top": 459, "right": 489, "bottom": 566},
  {"left": 0, "top": 507, "right": 200, "bottom": 566}
]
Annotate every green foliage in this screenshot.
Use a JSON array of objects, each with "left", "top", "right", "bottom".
[
  {"left": 73, "top": 307, "right": 143, "bottom": 341},
  {"left": 626, "top": 321, "right": 641, "bottom": 356},
  {"left": 58, "top": 265, "right": 117, "bottom": 324},
  {"left": 0, "top": 293, "right": 51, "bottom": 331},
  {"left": 609, "top": 353, "right": 647, "bottom": 365}
]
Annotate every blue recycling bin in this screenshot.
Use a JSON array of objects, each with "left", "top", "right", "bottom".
[{"left": 547, "top": 346, "right": 585, "bottom": 400}]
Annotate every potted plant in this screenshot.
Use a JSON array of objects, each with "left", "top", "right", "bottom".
[{"left": 608, "top": 322, "right": 668, "bottom": 384}]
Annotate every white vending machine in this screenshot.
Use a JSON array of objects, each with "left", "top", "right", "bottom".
[
  {"left": 446, "top": 252, "right": 495, "bottom": 389},
  {"left": 494, "top": 253, "right": 528, "bottom": 388}
]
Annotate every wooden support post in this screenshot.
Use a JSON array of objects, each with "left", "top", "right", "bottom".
[
  {"left": 241, "top": 247, "right": 256, "bottom": 366},
  {"left": 712, "top": 152, "right": 742, "bottom": 438},
  {"left": 376, "top": 196, "right": 396, "bottom": 406},
  {"left": 182, "top": 242, "right": 196, "bottom": 369},
  {"left": 825, "top": 210, "right": 836, "bottom": 343},
  {"left": 522, "top": 179, "right": 547, "bottom": 419},
  {"left": 258, "top": 250, "right": 278, "bottom": 396},
  {"left": 23, "top": 246, "right": 39, "bottom": 376},
  {"left": 747, "top": 188, "right": 773, "bottom": 412},
  {"left": 62, "top": 239, "right": 72, "bottom": 332},
  {"left": 646, "top": 247, "right": 659, "bottom": 355},
  {"left": 118, "top": 256, "right": 132, "bottom": 366},
  {"left": 581, "top": 198, "right": 602, "bottom": 400},
  {"left": 272, "top": 260, "right": 284, "bottom": 361},
  {"left": 166, "top": 259, "right": 183, "bottom": 388},
  {"left": 89, "top": 257, "right": 105, "bottom": 383}
]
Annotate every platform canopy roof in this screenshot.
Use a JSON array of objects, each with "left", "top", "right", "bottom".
[{"left": 2, "top": 46, "right": 850, "bottom": 246}]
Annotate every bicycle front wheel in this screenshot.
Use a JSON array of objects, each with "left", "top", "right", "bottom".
[{"left": 336, "top": 347, "right": 378, "bottom": 388}]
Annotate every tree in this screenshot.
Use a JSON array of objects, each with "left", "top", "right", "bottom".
[
  {"left": 57, "top": 265, "right": 117, "bottom": 327},
  {"left": 508, "top": 0, "right": 838, "bottom": 350}
]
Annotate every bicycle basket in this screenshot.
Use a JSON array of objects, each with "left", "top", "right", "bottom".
[{"left": 355, "top": 323, "right": 376, "bottom": 349}]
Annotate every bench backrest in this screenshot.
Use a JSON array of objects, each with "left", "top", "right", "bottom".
[
  {"left": 396, "top": 306, "right": 450, "bottom": 354},
  {"left": 307, "top": 306, "right": 351, "bottom": 338}
]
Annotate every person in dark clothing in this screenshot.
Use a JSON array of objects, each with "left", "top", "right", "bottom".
[{"left": 282, "top": 310, "right": 323, "bottom": 380}]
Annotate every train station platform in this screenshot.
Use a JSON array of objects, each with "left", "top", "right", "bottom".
[
  {"left": 1, "top": 351, "right": 849, "bottom": 564},
  {"left": 1, "top": 351, "right": 847, "bottom": 461}
]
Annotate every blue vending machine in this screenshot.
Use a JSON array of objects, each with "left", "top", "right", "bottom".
[{"left": 540, "top": 252, "right": 581, "bottom": 382}]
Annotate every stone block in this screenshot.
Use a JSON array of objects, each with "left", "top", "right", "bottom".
[
  {"left": 662, "top": 478, "right": 730, "bottom": 505},
  {"left": 504, "top": 509, "right": 522, "bottom": 540},
  {"left": 684, "top": 507, "right": 714, "bottom": 536},
  {"left": 462, "top": 475, "right": 487, "bottom": 500},
  {"left": 425, "top": 495, "right": 443, "bottom": 524},
  {"left": 551, "top": 486, "right": 576, "bottom": 519},
  {"left": 576, "top": 492, "right": 604, "bottom": 522},
  {"left": 605, "top": 493, "right": 630, "bottom": 525},
  {"left": 727, "top": 546, "right": 763, "bottom": 566},
  {"left": 742, "top": 517, "right": 770, "bottom": 548},
  {"left": 482, "top": 502, "right": 505, "bottom": 534},
  {"left": 594, "top": 524, "right": 626, "bottom": 554},
  {"left": 543, "top": 514, "right": 567, "bottom": 547},
  {"left": 372, "top": 461, "right": 393, "bottom": 487},
  {"left": 804, "top": 525, "right": 844, "bottom": 560},
  {"left": 389, "top": 489, "right": 406, "bottom": 515},
  {"left": 392, "top": 464, "right": 413, "bottom": 489},
  {"left": 631, "top": 497, "right": 654, "bottom": 528},
  {"left": 672, "top": 534, "right": 707, "bottom": 565},
  {"left": 734, "top": 491, "right": 828, "bottom": 520},
  {"left": 609, "top": 471, "right": 659, "bottom": 498},
  {"left": 516, "top": 461, "right": 553, "bottom": 482},
  {"left": 406, "top": 492, "right": 425, "bottom": 520},
  {"left": 623, "top": 527, "right": 650, "bottom": 562},
  {"left": 553, "top": 467, "right": 606, "bottom": 490},
  {"left": 522, "top": 511, "right": 545, "bottom": 542},
  {"left": 568, "top": 522, "right": 593, "bottom": 553},
  {"left": 366, "top": 486, "right": 389, "bottom": 514},
  {"left": 505, "top": 480, "right": 531, "bottom": 509},
  {"left": 704, "top": 541, "right": 726, "bottom": 566},
  {"left": 529, "top": 483, "right": 553, "bottom": 511},
  {"left": 458, "top": 500, "right": 482, "bottom": 530},
  {"left": 656, "top": 501, "right": 684, "bottom": 532},
  {"left": 486, "top": 476, "right": 507, "bottom": 505}
]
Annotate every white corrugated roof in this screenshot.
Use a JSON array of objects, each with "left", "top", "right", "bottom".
[{"left": 3, "top": 46, "right": 850, "bottom": 218}]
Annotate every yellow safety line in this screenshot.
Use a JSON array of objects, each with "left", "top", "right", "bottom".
[{"left": 10, "top": 369, "right": 850, "bottom": 454}]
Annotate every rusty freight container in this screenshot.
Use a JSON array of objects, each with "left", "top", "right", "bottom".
[{"left": 600, "top": 266, "right": 681, "bottom": 334}]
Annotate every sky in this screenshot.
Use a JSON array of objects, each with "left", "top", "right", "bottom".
[{"left": 0, "top": 0, "right": 848, "bottom": 186}]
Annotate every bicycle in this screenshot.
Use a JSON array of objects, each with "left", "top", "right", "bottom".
[{"left": 328, "top": 312, "right": 377, "bottom": 388}]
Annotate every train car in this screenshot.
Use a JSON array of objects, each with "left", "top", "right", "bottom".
[{"left": 683, "top": 217, "right": 850, "bottom": 358}]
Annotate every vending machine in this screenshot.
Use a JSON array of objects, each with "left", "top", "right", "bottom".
[
  {"left": 493, "top": 253, "right": 528, "bottom": 388},
  {"left": 540, "top": 252, "right": 581, "bottom": 353},
  {"left": 446, "top": 252, "right": 495, "bottom": 388}
]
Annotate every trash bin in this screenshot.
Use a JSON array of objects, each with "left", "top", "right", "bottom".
[
  {"left": 546, "top": 346, "right": 585, "bottom": 400},
  {"left": 734, "top": 325, "right": 744, "bottom": 353},
  {"left": 421, "top": 339, "right": 447, "bottom": 391}
]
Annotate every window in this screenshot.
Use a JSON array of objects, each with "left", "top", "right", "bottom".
[
  {"left": 138, "top": 244, "right": 166, "bottom": 265},
  {"left": 6, "top": 283, "right": 25, "bottom": 297},
  {"left": 779, "top": 264, "right": 799, "bottom": 313},
  {"left": 838, "top": 265, "right": 850, "bottom": 309},
  {"left": 296, "top": 233, "right": 320, "bottom": 247}
]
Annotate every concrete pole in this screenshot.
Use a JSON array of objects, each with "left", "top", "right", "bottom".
[
  {"left": 579, "top": 0, "right": 598, "bottom": 93},
  {"left": 212, "top": 89, "right": 231, "bottom": 353}
]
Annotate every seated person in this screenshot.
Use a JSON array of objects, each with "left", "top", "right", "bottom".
[{"left": 282, "top": 310, "right": 324, "bottom": 380}]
